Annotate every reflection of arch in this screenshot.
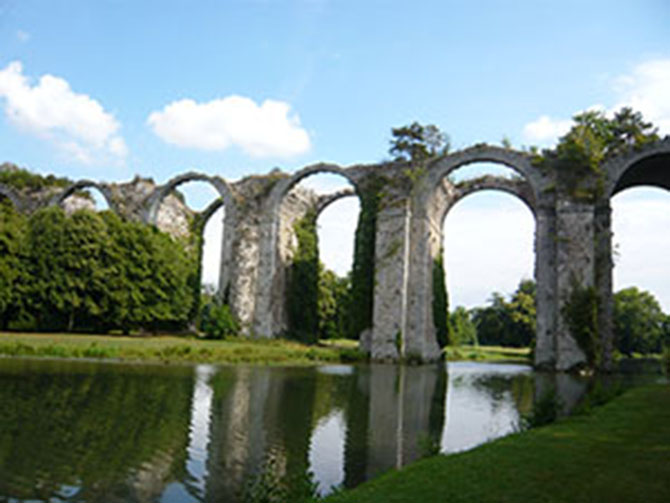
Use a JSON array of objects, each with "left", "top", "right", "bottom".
[
  {"left": 50, "top": 180, "right": 117, "bottom": 213},
  {"left": 441, "top": 175, "right": 537, "bottom": 225},
  {"left": 0, "top": 183, "right": 25, "bottom": 211},
  {"left": 603, "top": 138, "right": 670, "bottom": 197},
  {"left": 143, "top": 171, "right": 236, "bottom": 225}
]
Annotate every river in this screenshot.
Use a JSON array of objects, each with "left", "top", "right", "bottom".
[{"left": 0, "top": 358, "right": 639, "bottom": 502}]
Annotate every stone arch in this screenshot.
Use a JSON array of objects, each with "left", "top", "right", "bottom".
[
  {"left": 143, "top": 172, "right": 237, "bottom": 302},
  {"left": 315, "top": 187, "right": 356, "bottom": 216},
  {"left": 254, "top": 163, "right": 363, "bottom": 338},
  {"left": 50, "top": 180, "right": 117, "bottom": 213},
  {"left": 603, "top": 138, "right": 670, "bottom": 197},
  {"left": 404, "top": 147, "right": 546, "bottom": 364},
  {"left": 440, "top": 175, "right": 537, "bottom": 226},
  {"left": 415, "top": 145, "right": 543, "bottom": 217},
  {"left": 0, "top": 183, "right": 25, "bottom": 212},
  {"left": 143, "top": 171, "right": 236, "bottom": 225}
]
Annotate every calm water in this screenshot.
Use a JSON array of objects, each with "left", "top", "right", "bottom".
[{"left": 0, "top": 358, "right": 631, "bottom": 502}]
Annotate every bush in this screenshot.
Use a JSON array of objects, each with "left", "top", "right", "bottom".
[{"left": 200, "top": 302, "right": 239, "bottom": 339}]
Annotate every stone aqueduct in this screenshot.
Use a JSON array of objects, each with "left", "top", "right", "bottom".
[{"left": 2, "top": 139, "right": 670, "bottom": 371}]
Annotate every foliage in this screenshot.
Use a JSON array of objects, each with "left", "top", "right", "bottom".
[
  {"left": 0, "top": 206, "right": 196, "bottom": 334},
  {"left": 0, "top": 163, "right": 73, "bottom": 191},
  {"left": 318, "top": 267, "right": 352, "bottom": 340},
  {"left": 348, "top": 177, "right": 381, "bottom": 340},
  {"left": 389, "top": 122, "right": 450, "bottom": 163},
  {"left": 562, "top": 282, "right": 600, "bottom": 367},
  {"left": 471, "top": 280, "right": 536, "bottom": 348},
  {"left": 0, "top": 201, "right": 26, "bottom": 328},
  {"left": 613, "top": 287, "right": 666, "bottom": 356},
  {"left": 521, "top": 387, "right": 562, "bottom": 429},
  {"left": 287, "top": 210, "right": 320, "bottom": 344},
  {"left": 537, "top": 107, "right": 659, "bottom": 199},
  {"left": 432, "top": 251, "right": 449, "bottom": 348},
  {"left": 200, "top": 300, "right": 239, "bottom": 339},
  {"left": 448, "top": 306, "right": 477, "bottom": 346},
  {"left": 662, "top": 345, "right": 670, "bottom": 376},
  {"left": 241, "top": 457, "right": 321, "bottom": 503}
]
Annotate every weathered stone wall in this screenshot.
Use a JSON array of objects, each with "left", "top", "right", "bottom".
[{"left": 3, "top": 140, "right": 668, "bottom": 369}]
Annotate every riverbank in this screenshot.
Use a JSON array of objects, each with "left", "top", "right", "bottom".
[
  {"left": 444, "top": 344, "right": 531, "bottom": 363},
  {"left": 0, "top": 332, "right": 364, "bottom": 365},
  {"left": 325, "top": 383, "right": 670, "bottom": 503},
  {"left": 0, "top": 333, "right": 534, "bottom": 366}
]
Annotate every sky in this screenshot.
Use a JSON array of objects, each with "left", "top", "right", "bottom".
[{"left": 0, "top": 0, "right": 669, "bottom": 309}]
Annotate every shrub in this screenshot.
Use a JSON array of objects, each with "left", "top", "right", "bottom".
[{"left": 200, "top": 302, "right": 239, "bottom": 339}]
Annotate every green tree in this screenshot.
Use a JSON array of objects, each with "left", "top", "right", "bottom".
[
  {"left": 389, "top": 122, "right": 450, "bottom": 163},
  {"left": 613, "top": 287, "right": 665, "bottom": 356},
  {"left": 318, "top": 266, "right": 352, "bottom": 340},
  {"left": 539, "top": 107, "right": 659, "bottom": 198},
  {"left": 449, "top": 306, "right": 477, "bottom": 346},
  {"left": 471, "top": 280, "right": 536, "bottom": 348},
  {"left": 0, "top": 199, "right": 26, "bottom": 329},
  {"left": 432, "top": 251, "right": 449, "bottom": 348},
  {"left": 348, "top": 177, "right": 381, "bottom": 340},
  {"left": 287, "top": 211, "right": 319, "bottom": 343}
]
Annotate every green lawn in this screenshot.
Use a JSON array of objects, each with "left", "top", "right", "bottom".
[
  {"left": 0, "top": 332, "right": 363, "bottom": 365},
  {"left": 0, "top": 333, "right": 533, "bottom": 366},
  {"left": 326, "top": 383, "right": 670, "bottom": 503},
  {"left": 444, "top": 344, "right": 531, "bottom": 363}
]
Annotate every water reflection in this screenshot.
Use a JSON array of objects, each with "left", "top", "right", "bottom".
[{"left": 0, "top": 358, "right": 645, "bottom": 502}]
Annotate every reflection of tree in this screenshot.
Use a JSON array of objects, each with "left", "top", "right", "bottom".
[
  {"left": 204, "top": 367, "right": 319, "bottom": 502},
  {"left": 0, "top": 359, "right": 193, "bottom": 502}
]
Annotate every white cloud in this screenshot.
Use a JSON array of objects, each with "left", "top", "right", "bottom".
[
  {"left": 522, "top": 115, "right": 572, "bottom": 144},
  {"left": 0, "top": 61, "right": 127, "bottom": 163},
  {"left": 522, "top": 57, "right": 670, "bottom": 144},
  {"left": 612, "top": 58, "right": 670, "bottom": 135},
  {"left": 147, "top": 95, "right": 311, "bottom": 158}
]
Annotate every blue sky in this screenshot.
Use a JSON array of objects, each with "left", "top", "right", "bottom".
[{"left": 1, "top": 0, "right": 669, "bottom": 309}]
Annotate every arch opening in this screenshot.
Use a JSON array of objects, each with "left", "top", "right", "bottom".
[
  {"left": 612, "top": 153, "right": 670, "bottom": 196},
  {"left": 154, "top": 180, "right": 226, "bottom": 292},
  {"left": 436, "top": 160, "right": 536, "bottom": 350},
  {"left": 276, "top": 170, "right": 361, "bottom": 342},
  {"left": 611, "top": 185, "right": 670, "bottom": 356},
  {"left": 57, "top": 182, "right": 112, "bottom": 214}
]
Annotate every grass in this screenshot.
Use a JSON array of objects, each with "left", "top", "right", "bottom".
[
  {"left": 0, "top": 333, "right": 531, "bottom": 366},
  {"left": 0, "top": 332, "right": 365, "bottom": 365},
  {"left": 325, "top": 383, "right": 670, "bottom": 503},
  {"left": 444, "top": 344, "right": 531, "bottom": 363}
]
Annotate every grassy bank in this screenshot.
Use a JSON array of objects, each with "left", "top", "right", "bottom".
[
  {"left": 444, "top": 344, "right": 531, "bottom": 363},
  {"left": 0, "top": 332, "right": 364, "bottom": 365},
  {"left": 326, "top": 383, "right": 670, "bottom": 503},
  {"left": 0, "top": 333, "right": 533, "bottom": 366}
]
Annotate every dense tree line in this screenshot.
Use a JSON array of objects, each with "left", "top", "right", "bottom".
[
  {"left": 0, "top": 201, "right": 197, "bottom": 333},
  {"left": 450, "top": 279, "right": 670, "bottom": 357}
]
